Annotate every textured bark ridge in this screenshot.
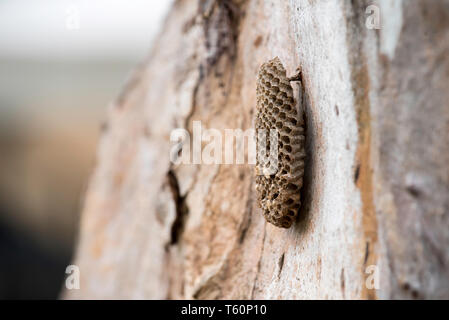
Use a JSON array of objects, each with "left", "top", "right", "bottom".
[
  {"left": 255, "top": 57, "right": 305, "bottom": 228},
  {"left": 66, "top": 0, "right": 449, "bottom": 299}
]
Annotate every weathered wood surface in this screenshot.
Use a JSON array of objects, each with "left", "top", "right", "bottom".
[{"left": 66, "top": 0, "right": 449, "bottom": 299}]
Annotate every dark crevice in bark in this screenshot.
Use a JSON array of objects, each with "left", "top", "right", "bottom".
[
  {"left": 363, "top": 241, "right": 370, "bottom": 265},
  {"left": 238, "top": 178, "right": 254, "bottom": 244},
  {"left": 167, "top": 170, "right": 189, "bottom": 245},
  {"left": 277, "top": 253, "right": 285, "bottom": 279}
]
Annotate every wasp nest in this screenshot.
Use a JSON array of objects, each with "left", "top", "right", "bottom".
[{"left": 255, "top": 57, "right": 305, "bottom": 228}]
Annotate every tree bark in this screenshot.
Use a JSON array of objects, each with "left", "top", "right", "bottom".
[{"left": 66, "top": 0, "right": 449, "bottom": 299}]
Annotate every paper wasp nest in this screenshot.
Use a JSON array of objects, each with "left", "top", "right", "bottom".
[{"left": 255, "top": 57, "right": 305, "bottom": 228}]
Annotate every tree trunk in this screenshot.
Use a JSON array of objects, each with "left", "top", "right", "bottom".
[{"left": 65, "top": 0, "right": 449, "bottom": 299}]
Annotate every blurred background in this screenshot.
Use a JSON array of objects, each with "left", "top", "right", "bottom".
[{"left": 0, "top": 0, "right": 172, "bottom": 299}]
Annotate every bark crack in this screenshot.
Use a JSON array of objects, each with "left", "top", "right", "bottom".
[
  {"left": 238, "top": 176, "right": 254, "bottom": 244},
  {"left": 167, "top": 170, "right": 189, "bottom": 245},
  {"left": 277, "top": 253, "right": 285, "bottom": 279}
]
